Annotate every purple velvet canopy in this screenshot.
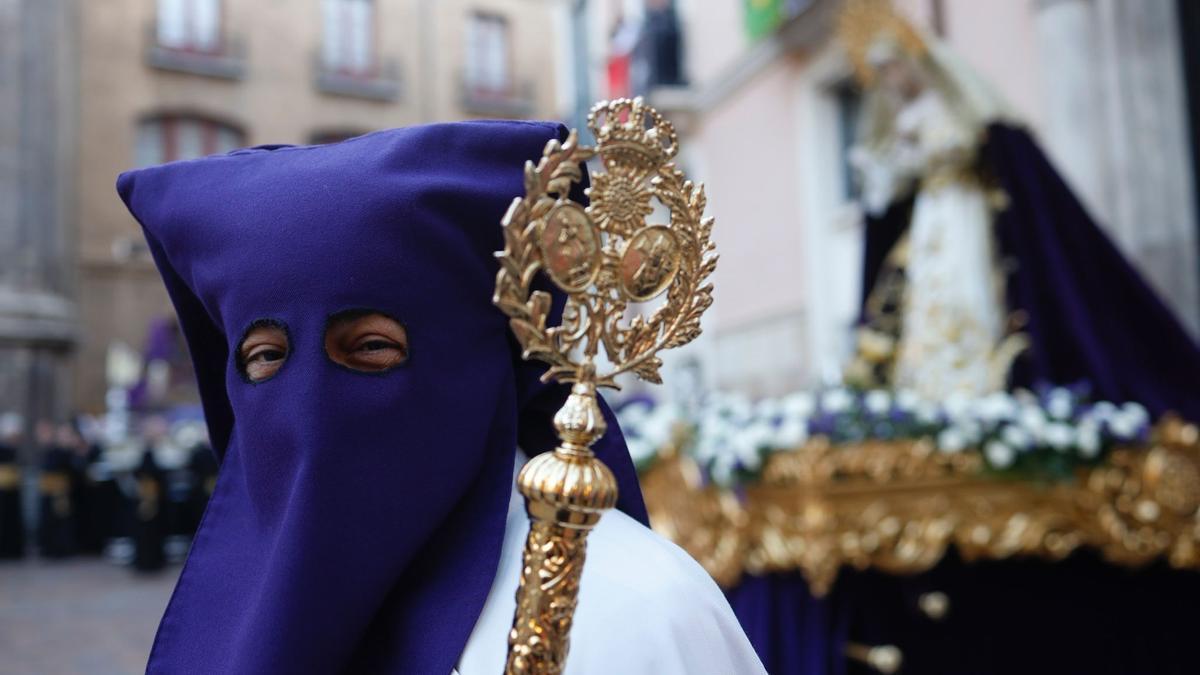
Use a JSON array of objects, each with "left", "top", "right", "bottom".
[
  {"left": 118, "top": 121, "right": 647, "bottom": 674},
  {"left": 984, "top": 124, "right": 1200, "bottom": 421}
]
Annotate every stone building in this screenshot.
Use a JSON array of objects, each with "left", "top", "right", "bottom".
[
  {"left": 0, "top": 0, "right": 79, "bottom": 440},
  {"left": 74, "top": 0, "right": 571, "bottom": 412}
]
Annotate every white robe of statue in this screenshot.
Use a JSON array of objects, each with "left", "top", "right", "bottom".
[
  {"left": 453, "top": 454, "right": 766, "bottom": 675},
  {"left": 853, "top": 87, "right": 1006, "bottom": 401}
]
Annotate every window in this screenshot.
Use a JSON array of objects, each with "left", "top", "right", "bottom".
[
  {"left": 157, "top": 0, "right": 222, "bottom": 53},
  {"left": 466, "top": 12, "right": 511, "bottom": 95},
  {"left": 834, "top": 82, "right": 863, "bottom": 201},
  {"left": 322, "top": 0, "right": 375, "bottom": 75},
  {"left": 309, "top": 129, "right": 368, "bottom": 145},
  {"left": 136, "top": 116, "right": 244, "bottom": 167}
]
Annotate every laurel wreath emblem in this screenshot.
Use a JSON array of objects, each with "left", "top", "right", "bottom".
[{"left": 493, "top": 98, "right": 717, "bottom": 389}]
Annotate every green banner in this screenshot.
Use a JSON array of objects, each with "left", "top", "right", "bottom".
[{"left": 744, "top": 0, "right": 785, "bottom": 41}]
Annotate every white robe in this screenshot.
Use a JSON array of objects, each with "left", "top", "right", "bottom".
[{"left": 453, "top": 455, "right": 766, "bottom": 675}]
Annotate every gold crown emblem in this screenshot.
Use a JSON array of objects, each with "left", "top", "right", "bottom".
[
  {"left": 586, "top": 98, "right": 679, "bottom": 171},
  {"left": 837, "top": 0, "right": 927, "bottom": 85}
]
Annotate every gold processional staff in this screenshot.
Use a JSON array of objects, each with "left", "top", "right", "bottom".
[{"left": 494, "top": 98, "right": 718, "bottom": 674}]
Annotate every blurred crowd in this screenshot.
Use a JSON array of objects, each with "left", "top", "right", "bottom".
[{"left": 0, "top": 412, "right": 215, "bottom": 573}]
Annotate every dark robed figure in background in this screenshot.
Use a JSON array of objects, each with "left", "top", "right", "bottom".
[
  {"left": 132, "top": 449, "right": 167, "bottom": 572},
  {"left": 36, "top": 422, "right": 77, "bottom": 558},
  {"left": 0, "top": 413, "right": 25, "bottom": 559}
]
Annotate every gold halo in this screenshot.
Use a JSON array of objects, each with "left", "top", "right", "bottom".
[{"left": 836, "top": 0, "right": 927, "bottom": 85}]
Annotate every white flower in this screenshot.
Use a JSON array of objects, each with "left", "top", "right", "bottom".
[
  {"left": 943, "top": 392, "right": 971, "bottom": 420},
  {"left": 774, "top": 419, "right": 808, "bottom": 448},
  {"left": 957, "top": 420, "right": 984, "bottom": 446},
  {"left": 700, "top": 405, "right": 733, "bottom": 435},
  {"left": 692, "top": 436, "right": 719, "bottom": 465},
  {"left": 709, "top": 455, "right": 736, "bottom": 487},
  {"left": 1108, "top": 412, "right": 1139, "bottom": 442},
  {"left": 978, "top": 392, "right": 1018, "bottom": 423},
  {"left": 732, "top": 435, "right": 764, "bottom": 471},
  {"left": 1090, "top": 401, "right": 1118, "bottom": 422},
  {"left": 1077, "top": 421, "right": 1102, "bottom": 458},
  {"left": 1001, "top": 424, "right": 1033, "bottom": 451},
  {"left": 821, "top": 388, "right": 854, "bottom": 414},
  {"left": 1047, "top": 389, "right": 1074, "bottom": 420},
  {"left": 726, "top": 396, "right": 753, "bottom": 424},
  {"left": 937, "top": 427, "right": 967, "bottom": 454},
  {"left": 985, "top": 440, "right": 1016, "bottom": 469},
  {"left": 1019, "top": 406, "right": 1047, "bottom": 436},
  {"left": 895, "top": 389, "right": 920, "bottom": 412},
  {"left": 754, "top": 398, "right": 783, "bottom": 422},
  {"left": 782, "top": 392, "right": 816, "bottom": 419},
  {"left": 915, "top": 401, "right": 941, "bottom": 425},
  {"left": 1043, "top": 422, "right": 1075, "bottom": 450},
  {"left": 1121, "top": 402, "right": 1149, "bottom": 427},
  {"left": 864, "top": 390, "right": 892, "bottom": 415}
]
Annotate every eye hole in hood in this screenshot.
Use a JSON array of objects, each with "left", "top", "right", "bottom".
[
  {"left": 237, "top": 319, "right": 289, "bottom": 383},
  {"left": 324, "top": 309, "right": 410, "bottom": 374}
]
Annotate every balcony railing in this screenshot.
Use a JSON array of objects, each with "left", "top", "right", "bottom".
[
  {"left": 313, "top": 52, "right": 403, "bottom": 103},
  {"left": 144, "top": 23, "right": 246, "bottom": 80},
  {"left": 458, "top": 76, "right": 535, "bottom": 118}
]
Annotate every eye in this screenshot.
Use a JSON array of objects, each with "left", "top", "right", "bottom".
[
  {"left": 324, "top": 310, "right": 409, "bottom": 373},
  {"left": 238, "top": 321, "right": 289, "bottom": 383}
]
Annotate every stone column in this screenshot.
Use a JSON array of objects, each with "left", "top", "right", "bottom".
[
  {"left": 1034, "top": 0, "right": 1200, "bottom": 336},
  {"left": 0, "top": 0, "right": 79, "bottom": 447}
]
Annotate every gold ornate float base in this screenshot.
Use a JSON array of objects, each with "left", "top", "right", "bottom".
[{"left": 642, "top": 418, "right": 1200, "bottom": 595}]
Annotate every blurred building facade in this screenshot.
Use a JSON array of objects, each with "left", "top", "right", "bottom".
[
  {"left": 73, "top": 0, "right": 571, "bottom": 412},
  {"left": 586, "top": 0, "right": 1200, "bottom": 397},
  {"left": 7, "top": 0, "right": 1199, "bottom": 417},
  {"left": 0, "top": 0, "right": 79, "bottom": 441}
]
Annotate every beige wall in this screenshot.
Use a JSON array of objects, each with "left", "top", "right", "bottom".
[
  {"left": 698, "top": 59, "right": 806, "bottom": 328},
  {"left": 74, "top": 0, "right": 566, "bottom": 411}
]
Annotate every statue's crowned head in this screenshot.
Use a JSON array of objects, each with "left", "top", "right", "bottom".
[{"left": 836, "top": 0, "right": 928, "bottom": 88}]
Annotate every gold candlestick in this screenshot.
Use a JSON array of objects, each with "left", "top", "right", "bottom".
[{"left": 493, "top": 98, "right": 717, "bottom": 675}]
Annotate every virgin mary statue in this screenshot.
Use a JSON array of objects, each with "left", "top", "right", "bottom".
[{"left": 841, "top": 0, "right": 1200, "bottom": 421}]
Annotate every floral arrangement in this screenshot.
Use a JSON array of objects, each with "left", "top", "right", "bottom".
[{"left": 616, "top": 386, "right": 1153, "bottom": 488}]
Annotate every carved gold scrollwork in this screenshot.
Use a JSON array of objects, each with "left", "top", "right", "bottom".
[
  {"left": 642, "top": 418, "right": 1200, "bottom": 596},
  {"left": 506, "top": 520, "right": 588, "bottom": 675},
  {"left": 494, "top": 97, "right": 716, "bottom": 389}
]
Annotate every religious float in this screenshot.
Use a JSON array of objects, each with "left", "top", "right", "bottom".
[{"left": 621, "top": 388, "right": 1200, "bottom": 674}]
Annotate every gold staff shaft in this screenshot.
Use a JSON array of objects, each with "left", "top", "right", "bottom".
[{"left": 505, "top": 380, "right": 616, "bottom": 674}]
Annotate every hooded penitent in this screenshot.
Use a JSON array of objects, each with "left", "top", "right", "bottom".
[{"left": 118, "top": 121, "right": 647, "bottom": 674}]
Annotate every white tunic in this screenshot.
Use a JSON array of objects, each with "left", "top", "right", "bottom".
[{"left": 453, "top": 456, "right": 766, "bottom": 675}]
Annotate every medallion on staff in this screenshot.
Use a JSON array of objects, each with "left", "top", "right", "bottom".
[{"left": 493, "top": 97, "right": 717, "bottom": 674}]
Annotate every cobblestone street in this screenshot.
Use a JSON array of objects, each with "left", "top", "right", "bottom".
[{"left": 0, "top": 559, "right": 178, "bottom": 675}]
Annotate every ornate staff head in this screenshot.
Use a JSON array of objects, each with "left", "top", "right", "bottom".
[{"left": 495, "top": 98, "right": 716, "bottom": 674}]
